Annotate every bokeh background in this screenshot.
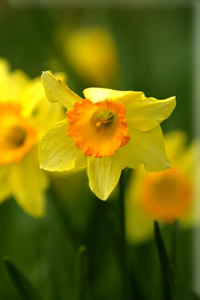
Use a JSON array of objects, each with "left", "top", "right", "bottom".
[{"left": 0, "top": 0, "right": 198, "bottom": 299}]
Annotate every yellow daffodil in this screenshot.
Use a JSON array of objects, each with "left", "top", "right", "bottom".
[
  {"left": 39, "top": 71, "right": 176, "bottom": 200},
  {"left": 0, "top": 59, "right": 64, "bottom": 217},
  {"left": 125, "top": 131, "right": 199, "bottom": 244},
  {"left": 62, "top": 27, "right": 119, "bottom": 86}
]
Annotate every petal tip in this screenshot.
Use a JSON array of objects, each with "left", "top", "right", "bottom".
[
  {"left": 99, "top": 195, "right": 108, "bottom": 201},
  {"left": 169, "top": 95, "right": 176, "bottom": 107},
  {"left": 41, "top": 70, "right": 51, "bottom": 78}
]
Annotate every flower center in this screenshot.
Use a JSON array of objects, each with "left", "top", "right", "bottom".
[
  {"left": 67, "top": 99, "right": 130, "bottom": 157},
  {"left": 95, "top": 110, "right": 114, "bottom": 127},
  {"left": 3, "top": 126, "right": 27, "bottom": 149},
  {"left": 0, "top": 103, "right": 37, "bottom": 164},
  {"left": 140, "top": 168, "right": 193, "bottom": 222}
]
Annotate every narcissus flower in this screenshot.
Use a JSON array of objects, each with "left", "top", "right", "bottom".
[
  {"left": 126, "top": 131, "right": 199, "bottom": 243},
  {"left": 39, "top": 71, "right": 176, "bottom": 200},
  {"left": 61, "top": 27, "right": 119, "bottom": 86},
  {"left": 0, "top": 60, "right": 64, "bottom": 217}
]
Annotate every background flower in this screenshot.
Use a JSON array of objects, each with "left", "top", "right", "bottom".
[
  {"left": 0, "top": 59, "right": 64, "bottom": 217},
  {"left": 58, "top": 26, "right": 120, "bottom": 87},
  {"left": 125, "top": 131, "right": 200, "bottom": 244}
]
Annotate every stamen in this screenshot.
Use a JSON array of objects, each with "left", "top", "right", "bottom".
[
  {"left": 96, "top": 121, "right": 102, "bottom": 127},
  {"left": 95, "top": 111, "right": 114, "bottom": 127}
]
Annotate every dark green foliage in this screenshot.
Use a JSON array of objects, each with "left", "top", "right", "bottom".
[
  {"left": 154, "top": 221, "right": 200, "bottom": 300},
  {"left": 4, "top": 258, "right": 43, "bottom": 300}
]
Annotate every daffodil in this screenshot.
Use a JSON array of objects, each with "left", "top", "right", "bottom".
[
  {"left": 61, "top": 27, "right": 119, "bottom": 86},
  {"left": 125, "top": 131, "right": 199, "bottom": 244},
  {"left": 0, "top": 59, "right": 64, "bottom": 217},
  {"left": 39, "top": 71, "right": 176, "bottom": 200}
]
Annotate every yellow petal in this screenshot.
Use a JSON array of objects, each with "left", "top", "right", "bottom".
[
  {"left": 39, "top": 120, "right": 87, "bottom": 171},
  {"left": 124, "top": 95, "right": 176, "bottom": 131},
  {"left": 126, "top": 126, "right": 170, "bottom": 172},
  {"left": 83, "top": 87, "right": 143, "bottom": 103},
  {"left": 8, "top": 149, "right": 47, "bottom": 217},
  {"left": 34, "top": 101, "right": 64, "bottom": 138},
  {"left": 0, "top": 59, "right": 29, "bottom": 100},
  {"left": 41, "top": 71, "right": 82, "bottom": 110},
  {"left": 186, "top": 162, "right": 200, "bottom": 226},
  {"left": 125, "top": 169, "right": 153, "bottom": 244},
  {"left": 164, "top": 130, "right": 187, "bottom": 162},
  {"left": 87, "top": 148, "right": 127, "bottom": 200},
  {"left": 179, "top": 140, "right": 199, "bottom": 177},
  {"left": 0, "top": 165, "right": 11, "bottom": 203},
  {"left": 20, "top": 77, "right": 64, "bottom": 137},
  {"left": 21, "top": 78, "right": 45, "bottom": 116}
]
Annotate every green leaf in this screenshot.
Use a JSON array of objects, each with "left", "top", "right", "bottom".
[
  {"left": 170, "top": 220, "right": 181, "bottom": 300},
  {"left": 154, "top": 221, "right": 200, "bottom": 300},
  {"left": 75, "top": 245, "right": 89, "bottom": 300},
  {"left": 154, "top": 221, "right": 175, "bottom": 300},
  {"left": 171, "top": 220, "right": 179, "bottom": 272},
  {"left": 3, "top": 257, "right": 43, "bottom": 300},
  {"left": 129, "top": 269, "right": 148, "bottom": 300}
]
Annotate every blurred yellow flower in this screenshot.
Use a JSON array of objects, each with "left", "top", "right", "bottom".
[
  {"left": 0, "top": 59, "right": 64, "bottom": 217},
  {"left": 63, "top": 27, "right": 119, "bottom": 86},
  {"left": 125, "top": 131, "right": 199, "bottom": 244},
  {"left": 39, "top": 71, "right": 176, "bottom": 200}
]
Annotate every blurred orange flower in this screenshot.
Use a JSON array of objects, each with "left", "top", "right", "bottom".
[{"left": 126, "top": 131, "right": 199, "bottom": 243}]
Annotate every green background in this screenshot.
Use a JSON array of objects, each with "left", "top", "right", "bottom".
[{"left": 0, "top": 1, "right": 196, "bottom": 299}]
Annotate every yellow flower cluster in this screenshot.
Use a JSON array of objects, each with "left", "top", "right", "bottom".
[{"left": 0, "top": 59, "right": 177, "bottom": 218}]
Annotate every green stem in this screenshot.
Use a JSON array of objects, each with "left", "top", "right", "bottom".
[
  {"left": 119, "top": 172, "right": 128, "bottom": 300},
  {"left": 75, "top": 245, "right": 89, "bottom": 300}
]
